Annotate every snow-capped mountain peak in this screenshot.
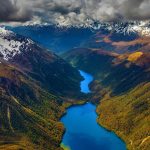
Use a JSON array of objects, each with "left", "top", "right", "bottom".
[
  {"left": 89, "top": 21, "right": 150, "bottom": 36},
  {"left": 0, "top": 27, "right": 34, "bottom": 62},
  {"left": 55, "top": 21, "right": 150, "bottom": 36},
  {"left": 129, "top": 22, "right": 150, "bottom": 37}
]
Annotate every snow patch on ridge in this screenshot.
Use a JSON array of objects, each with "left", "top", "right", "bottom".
[
  {"left": 33, "top": 21, "right": 150, "bottom": 37},
  {"left": 89, "top": 21, "right": 150, "bottom": 37},
  {"left": 0, "top": 27, "right": 34, "bottom": 62},
  {"left": 129, "top": 22, "right": 150, "bottom": 37}
]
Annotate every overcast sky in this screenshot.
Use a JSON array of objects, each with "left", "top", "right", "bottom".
[{"left": 1, "top": 0, "right": 150, "bottom": 26}]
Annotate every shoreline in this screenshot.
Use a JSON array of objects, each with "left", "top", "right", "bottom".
[
  {"left": 60, "top": 102, "right": 127, "bottom": 150},
  {"left": 97, "top": 118, "right": 130, "bottom": 150}
]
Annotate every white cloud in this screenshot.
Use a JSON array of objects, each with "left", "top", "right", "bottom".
[{"left": 1, "top": 0, "right": 150, "bottom": 26}]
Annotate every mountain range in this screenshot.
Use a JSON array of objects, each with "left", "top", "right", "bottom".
[
  {"left": 6, "top": 25, "right": 94, "bottom": 53},
  {"left": 0, "top": 22, "right": 150, "bottom": 150}
]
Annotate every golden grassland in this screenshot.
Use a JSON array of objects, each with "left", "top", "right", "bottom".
[
  {"left": 128, "top": 52, "right": 143, "bottom": 62},
  {"left": 97, "top": 82, "right": 150, "bottom": 150}
]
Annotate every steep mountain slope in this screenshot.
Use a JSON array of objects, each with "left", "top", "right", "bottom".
[
  {"left": 0, "top": 28, "right": 82, "bottom": 150},
  {"left": 6, "top": 25, "right": 94, "bottom": 53},
  {"left": 64, "top": 47, "right": 150, "bottom": 150},
  {"left": 0, "top": 63, "right": 65, "bottom": 150},
  {"left": 0, "top": 27, "right": 82, "bottom": 97}
]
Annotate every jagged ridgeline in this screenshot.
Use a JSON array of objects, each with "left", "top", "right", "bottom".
[
  {"left": 0, "top": 28, "right": 82, "bottom": 150},
  {"left": 63, "top": 29, "right": 150, "bottom": 150}
]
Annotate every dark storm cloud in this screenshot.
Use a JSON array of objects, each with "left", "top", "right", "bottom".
[
  {"left": 120, "top": 0, "right": 150, "bottom": 20},
  {"left": 49, "top": 2, "right": 81, "bottom": 15},
  {"left": 0, "top": 0, "right": 150, "bottom": 25},
  {"left": 0, "top": 0, "right": 32, "bottom": 22}
]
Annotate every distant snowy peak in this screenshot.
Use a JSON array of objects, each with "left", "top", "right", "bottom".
[
  {"left": 92, "top": 21, "right": 150, "bottom": 37},
  {"left": 0, "top": 27, "right": 34, "bottom": 61},
  {"left": 31, "top": 20, "right": 149, "bottom": 36},
  {"left": 55, "top": 20, "right": 150, "bottom": 37},
  {"left": 129, "top": 23, "right": 150, "bottom": 37},
  {"left": 115, "top": 21, "right": 150, "bottom": 37}
]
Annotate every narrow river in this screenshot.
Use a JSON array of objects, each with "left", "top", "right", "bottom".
[{"left": 61, "top": 70, "right": 126, "bottom": 150}]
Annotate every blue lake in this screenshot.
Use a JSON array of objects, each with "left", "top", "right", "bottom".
[
  {"left": 79, "top": 70, "right": 94, "bottom": 93},
  {"left": 61, "top": 70, "right": 126, "bottom": 150}
]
